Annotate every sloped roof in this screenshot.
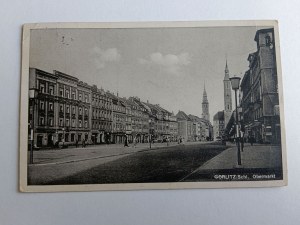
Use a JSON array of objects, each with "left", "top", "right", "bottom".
[
  {"left": 213, "top": 111, "right": 224, "bottom": 121},
  {"left": 176, "top": 111, "right": 190, "bottom": 121}
]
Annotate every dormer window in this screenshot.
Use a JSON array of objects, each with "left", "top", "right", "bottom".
[{"left": 265, "top": 34, "right": 272, "bottom": 47}]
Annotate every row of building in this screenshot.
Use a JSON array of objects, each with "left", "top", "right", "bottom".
[
  {"left": 213, "top": 28, "right": 281, "bottom": 144},
  {"left": 28, "top": 68, "right": 212, "bottom": 148}
]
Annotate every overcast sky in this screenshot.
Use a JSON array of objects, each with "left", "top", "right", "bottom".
[{"left": 30, "top": 26, "right": 269, "bottom": 121}]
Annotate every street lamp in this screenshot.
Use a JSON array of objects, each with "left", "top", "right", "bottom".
[
  {"left": 29, "top": 88, "right": 38, "bottom": 164},
  {"left": 229, "top": 76, "right": 242, "bottom": 166},
  {"left": 62, "top": 127, "right": 65, "bottom": 148},
  {"left": 149, "top": 118, "right": 153, "bottom": 149}
]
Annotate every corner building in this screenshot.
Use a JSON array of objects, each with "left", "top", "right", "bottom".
[{"left": 240, "top": 28, "right": 280, "bottom": 144}]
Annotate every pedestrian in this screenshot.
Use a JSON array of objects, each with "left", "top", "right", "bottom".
[
  {"left": 133, "top": 136, "right": 137, "bottom": 148},
  {"left": 82, "top": 139, "right": 85, "bottom": 148},
  {"left": 250, "top": 136, "right": 254, "bottom": 146},
  {"left": 75, "top": 139, "right": 78, "bottom": 148},
  {"left": 124, "top": 135, "right": 129, "bottom": 147}
]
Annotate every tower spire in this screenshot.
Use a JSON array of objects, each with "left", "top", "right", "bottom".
[{"left": 224, "top": 58, "right": 229, "bottom": 80}]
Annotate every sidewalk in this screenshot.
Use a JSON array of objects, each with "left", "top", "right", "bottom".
[
  {"left": 181, "top": 143, "right": 283, "bottom": 181},
  {"left": 198, "top": 143, "right": 282, "bottom": 170},
  {"left": 30, "top": 142, "right": 182, "bottom": 165}
]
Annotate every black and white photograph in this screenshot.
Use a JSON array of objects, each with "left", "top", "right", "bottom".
[{"left": 19, "top": 21, "right": 287, "bottom": 192}]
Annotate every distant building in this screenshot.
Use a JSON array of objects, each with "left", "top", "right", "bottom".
[
  {"left": 202, "top": 84, "right": 210, "bottom": 122},
  {"left": 91, "top": 85, "right": 113, "bottom": 144},
  {"left": 240, "top": 28, "right": 280, "bottom": 144},
  {"left": 176, "top": 110, "right": 193, "bottom": 142},
  {"left": 224, "top": 60, "right": 232, "bottom": 127},
  {"left": 213, "top": 111, "right": 225, "bottom": 140}
]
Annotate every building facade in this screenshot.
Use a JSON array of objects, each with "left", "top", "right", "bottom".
[
  {"left": 240, "top": 28, "right": 280, "bottom": 144},
  {"left": 213, "top": 111, "right": 225, "bottom": 140},
  {"left": 91, "top": 85, "right": 113, "bottom": 144},
  {"left": 29, "top": 68, "right": 93, "bottom": 148},
  {"left": 224, "top": 60, "right": 233, "bottom": 127},
  {"left": 202, "top": 84, "right": 210, "bottom": 122}
]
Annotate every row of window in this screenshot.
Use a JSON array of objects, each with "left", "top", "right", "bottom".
[{"left": 38, "top": 116, "right": 88, "bottom": 128}]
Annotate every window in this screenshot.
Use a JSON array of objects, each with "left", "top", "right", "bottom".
[
  {"left": 40, "top": 83, "right": 45, "bottom": 93},
  {"left": 39, "top": 117, "right": 44, "bottom": 125},
  {"left": 66, "top": 105, "right": 70, "bottom": 113},
  {"left": 60, "top": 104, "right": 64, "bottom": 112},
  {"left": 59, "top": 88, "right": 64, "bottom": 97},
  {"left": 85, "top": 95, "right": 88, "bottom": 103},
  {"left": 59, "top": 119, "right": 63, "bottom": 126},
  {"left": 72, "top": 106, "right": 76, "bottom": 114},
  {"left": 85, "top": 121, "right": 88, "bottom": 128},
  {"left": 72, "top": 92, "right": 76, "bottom": 100},
  {"left": 79, "top": 93, "right": 82, "bottom": 101},
  {"left": 72, "top": 119, "right": 75, "bottom": 127},
  {"left": 49, "top": 86, "right": 54, "bottom": 95},
  {"left": 48, "top": 118, "right": 53, "bottom": 126},
  {"left": 40, "top": 101, "right": 45, "bottom": 110},
  {"left": 79, "top": 120, "right": 82, "bottom": 128},
  {"left": 79, "top": 107, "right": 82, "bottom": 115},
  {"left": 85, "top": 108, "right": 88, "bottom": 116},
  {"left": 49, "top": 102, "right": 53, "bottom": 111},
  {"left": 71, "top": 134, "right": 75, "bottom": 142},
  {"left": 265, "top": 34, "right": 271, "bottom": 47},
  {"left": 66, "top": 119, "right": 70, "bottom": 126},
  {"left": 65, "top": 90, "right": 70, "bottom": 99}
]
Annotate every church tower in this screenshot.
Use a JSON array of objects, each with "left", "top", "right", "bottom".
[
  {"left": 224, "top": 60, "right": 232, "bottom": 126},
  {"left": 202, "top": 83, "right": 210, "bottom": 122}
]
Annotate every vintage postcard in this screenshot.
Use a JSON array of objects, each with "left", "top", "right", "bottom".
[{"left": 19, "top": 21, "right": 287, "bottom": 192}]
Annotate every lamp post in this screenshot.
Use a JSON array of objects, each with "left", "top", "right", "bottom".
[
  {"left": 29, "top": 88, "right": 38, "bottom": 164},
  {"left": 149, "top": 118, "right": 153, "bottom": 149},
  {"left": 229, "top": 76, "right": 242, "bottom": 166},
  {"left": 62, "top": 127, "right": 65, "bottom": 148}
]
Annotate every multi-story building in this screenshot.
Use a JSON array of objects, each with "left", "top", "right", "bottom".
[
  {"left": 224, "top": 60, "right": 233, "bottom": 127},
  {"left": 28, "top": 68, "right": 181, "bottom": 148},
  {"left": 240, "top": 28, "right": 280, "bottom": 144},
  {"left": 107, "top": 92, "right": 127, "bottom": 144},
  {"left": 29, "top": 68, "right": 93, "bottom": 148},
  {"left": 144, "top": 102, "right": 172, "bottom": 142},
  {"left": 130, "top": 97, "right": 150, "bottom": 143},
  {"left": 169, "top": 113, "right": 178, "bottom": 142},
  {"left": 213, "top": 111, "right": 225, "bottom": 140},
  {"left": 91, "top": 85, "right": 113, "bottom": 144},
  {"left": 176, "top": 110, "right": 193, "bottom": 142}
]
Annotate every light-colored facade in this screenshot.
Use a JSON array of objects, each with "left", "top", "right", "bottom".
[
  {"left": 29, "top": 68, "right": 93, "bottom": 148},
  {"left": 202, "top": 84, "right": 210, "bottom": 122},
  {"left": 91, "top": 85, "right": 113, "bottom": 144},
  {"left": 224, "top": 60, "right": 232, "bottom": 127},
  {"left": 213, "top": 111, "right": 225, "bottom": 140}
]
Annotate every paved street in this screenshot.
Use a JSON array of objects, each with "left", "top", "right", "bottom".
[
  {"left": 28, "top": 142, "right": 283, "bottom": 185},
  {"left": 28, "top": 142, "right": 227, "bottom": 185}
]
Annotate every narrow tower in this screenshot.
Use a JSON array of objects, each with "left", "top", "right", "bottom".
[
  {"left": 224, "top": 60, "right": 232, "bottom": 126},
  {"left": 202, "top": 82, "right": 210, "bottom": 122}
]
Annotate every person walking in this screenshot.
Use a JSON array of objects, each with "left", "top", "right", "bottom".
[
  {"left": 250, "top": 136, "right": 254, "bottom": 146},
  {"left": 124, "top": 135, "right": 129, "bottom": 147},
  {"left": 133, "top": 136, "right": 137, "bottom": 148}
]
